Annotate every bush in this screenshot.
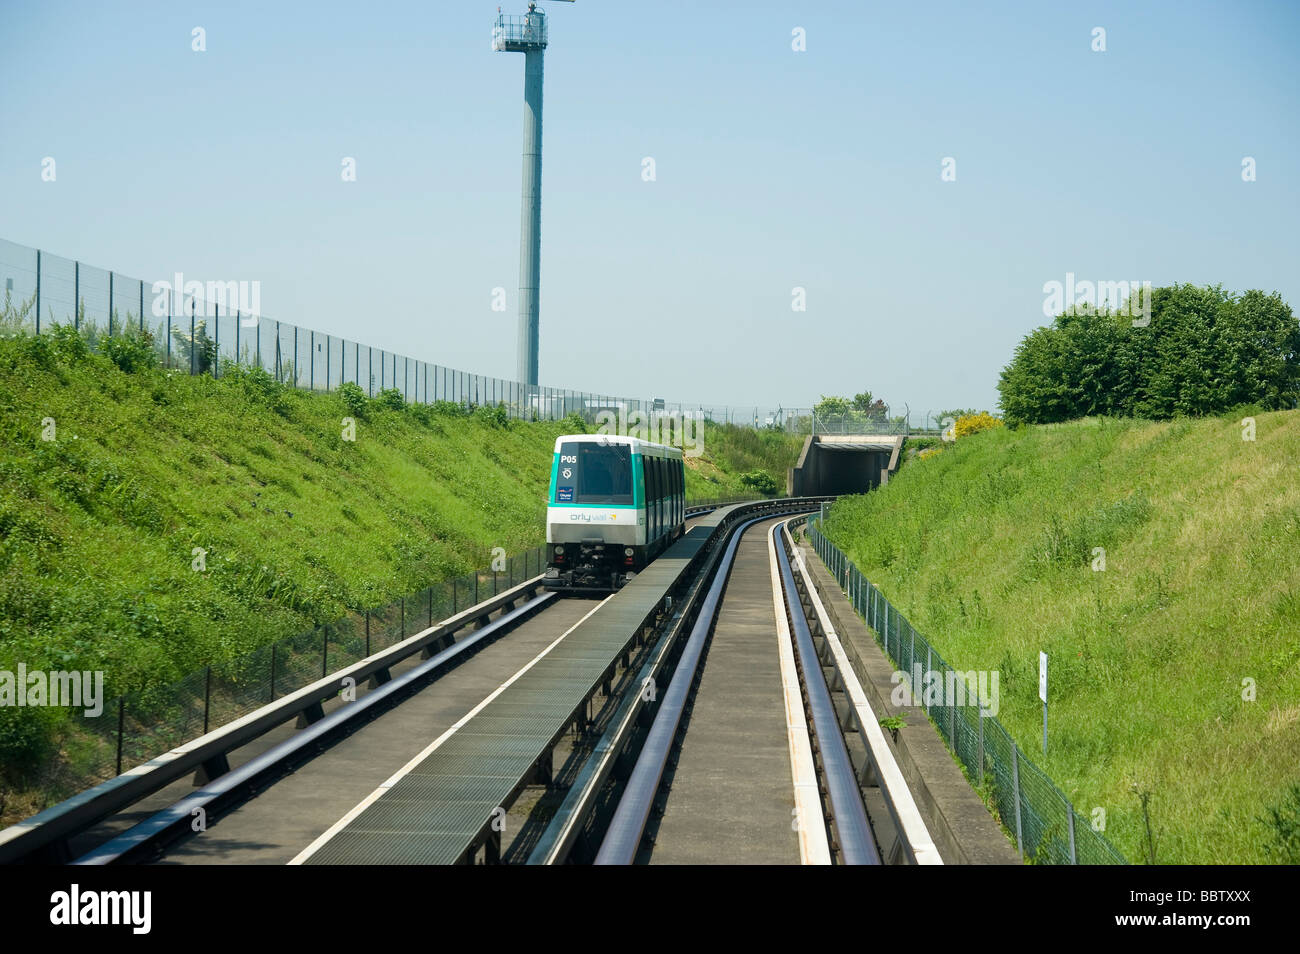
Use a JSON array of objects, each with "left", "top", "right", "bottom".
[
  {"left": 48, "top": 322, "right": 91, "bottom": 363},
  {"left": 739, "top": 469, "right": 779, "bottom": 495},
  {"left": 954, "top": 412, "right": 1003, "bottom": 438},
  {"left": 473, "top": 403, "right": 510, "bottom": 428},
  {"left": 0, "top": 705, "right": 60, "bottom": 779},
  {"left": 559, "top": 411, "right": 587, "bottom": 434},
  {"left": 170, "top": 319, "right": 216, "bottom": 374},
  {"left": 222, "top": 363, "right": 288, "bottom": 411},
  {"left": 375, "top": 387, "right": 405, "bottom": 411},
  {"left": 336, "top": 381, "right": 368, "bottom": 419}
]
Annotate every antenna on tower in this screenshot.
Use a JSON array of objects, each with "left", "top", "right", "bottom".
[{"left": 493, "top": 1, "right": 575, "bottom": 393}]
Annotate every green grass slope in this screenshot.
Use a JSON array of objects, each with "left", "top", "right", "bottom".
[
  {"left": 0, "top": 334, "right": 568, "bottom": 697},
  {"left": 823, "top": 412, "right": 1300, "bottom": 864},
  {"left": 685, "top": 424, "right": 804, "bottom": 499}
]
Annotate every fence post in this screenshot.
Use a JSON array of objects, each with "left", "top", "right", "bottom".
[
  {"left": 453, "top": 578, "right": 457, "bottom": 614},
  {"left": 35, "top": 249, "right": 41, "bottom": 334},
  {"left": 1067, "top": 801, "right": 1077, "bottom": 863},
  {"left": 270, "top": 645, "right": 277, "bottom": 700},
  {"left": 203, "top": 665, "right": 212, "bottom": 734},
  {"left": 322, "top": 627, "right": 328, "bottom": 677},
  {"left": 1012, "top": 745, "right": 1025, "bottom": 855},
  {"left": 400, "top": 597, "right": 405, "bottom": 637},
  {"left": 139, "top": 280, "right": 144, "bottom": 331},
  {"left": 108, "top": 271, "right": 113, "bottom": 336},
  {"left": 925, "top": 646, "right": 932, "bottom": 713},
  {"left": 115, "top": 698, "right": 125, "bottom": 776},
  {"left": 73, "top": 261, "right": 79, "bottom": 330},
  {"left": 365, "top": 611, "right": 371, "bottom": 657},
  {"left": 428, "top": 587, "right": 433, "bottom": 628},
  {"left": 977, "top": 701, "right": 985, "bottom": 786},
  {"left": 473, "top": 572, "right": 478, "bottom": 606}
]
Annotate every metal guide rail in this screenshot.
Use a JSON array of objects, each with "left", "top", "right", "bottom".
[
  {"left": 293, "top": 499, "right": 822, "bottom": 865},
  {"left": 780, "top": 517, "right": 941, "bottom": 865},
  {"left": 592, "top": 511, "right": 877, "bottom": 865}
]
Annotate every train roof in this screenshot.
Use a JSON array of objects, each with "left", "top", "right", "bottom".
[{"left": 552, "top": 434, "right": 684, "bottom": 457}]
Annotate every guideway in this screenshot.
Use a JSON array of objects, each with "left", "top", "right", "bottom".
[{"left": 641, "top": 516, "right": 802, "bottom": 864}]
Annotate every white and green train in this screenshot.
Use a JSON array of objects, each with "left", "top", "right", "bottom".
[{"left": 544, "top": 434, "right": 686, "bottom": 593}]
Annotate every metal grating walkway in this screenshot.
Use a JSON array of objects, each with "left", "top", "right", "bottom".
[{"left": 304, "top": 507, "right": 736, "bottom": 864}]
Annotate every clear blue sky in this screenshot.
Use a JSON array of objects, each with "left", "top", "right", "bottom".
[{"left": 2, "top": 0, "right": 1297, "bottom": 419}]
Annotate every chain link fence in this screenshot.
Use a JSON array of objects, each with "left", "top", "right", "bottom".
[
  {"left": 0, "top": 238, "right": 812, "bottom": 431},
  {"left": 806, "top": 515, "right": 1126, "bottom": 864},
  {"left": 60, "top": 545, "right": 548, "bottom": 793}
]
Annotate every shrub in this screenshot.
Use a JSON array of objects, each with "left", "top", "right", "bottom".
[
  {"left": 954, "top": 412, "right": 1003, "bottom": 438},
  {"left": 0, "top": 705, "right": 60, "bottom": 779},
  {"left": 101, "top": 324, "right": 159, "bottom": 376},
  {"left": 375, "top": 387, "right": 405, "bottom": 411},
  {"left": 739, "top": 469, "right": 779, "bottom": 495},
  {"left": 559, "top": 411, "right": 587, "bottom": 434},
  {"left": 48, "top": 322, "right": 91, "bottom": 363},
  {"left": 336, "top": 381, "right": 368, "bottom": 419},
  {"left": 170, "top": 319, "right": 216, "bottom": 374},
  {"left": 223, "top": 363, "right": 289, "bottom": 414},
  {"left": 473, "top": 403, "right": 510, "bottom": 428}
]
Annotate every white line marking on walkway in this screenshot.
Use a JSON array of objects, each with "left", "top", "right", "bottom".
[{"left": 289, "top": 596, "right": 612, "bottom": 865}]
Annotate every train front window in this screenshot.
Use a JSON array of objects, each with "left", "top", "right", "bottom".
[{"left": 558, "top": 442, "right": 633, "bottom": 505}]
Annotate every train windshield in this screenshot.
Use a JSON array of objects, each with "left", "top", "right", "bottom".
[{"left": 557, "top": 442, "right": 633, "bottom": 505}]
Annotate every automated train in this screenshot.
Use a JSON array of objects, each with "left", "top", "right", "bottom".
[{"left": 543, "top": 434, "right": 686, "bottom": 593}]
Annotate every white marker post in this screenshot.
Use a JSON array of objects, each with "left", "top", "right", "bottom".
[{"left": 1039, "top": 651, "right": 1048, "bottom": 754}]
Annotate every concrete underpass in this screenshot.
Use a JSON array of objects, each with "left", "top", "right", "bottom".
[{"left": 788, "top": 435, "right": 905, "bottom": 497}]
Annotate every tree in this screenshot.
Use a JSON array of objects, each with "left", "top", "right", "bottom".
[
  {"left": 170, "top": 318, "right": 217, "bottom": 375},
  {"left": 997, "top": 285, "right": 1299, "bottom": 424}
]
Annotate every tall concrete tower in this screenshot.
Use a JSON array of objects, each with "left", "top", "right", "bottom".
[{"left": 494, "top": 2, "right": 571, "bottom": 389}]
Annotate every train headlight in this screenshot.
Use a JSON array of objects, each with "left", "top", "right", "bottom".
[
  {"left": 554, "top": 545, "right": 565, "bottom": 555},
  {"left": 624, "top": 547, "right": 634, "bottom": 557}
]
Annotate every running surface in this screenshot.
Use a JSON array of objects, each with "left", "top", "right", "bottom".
[{"left": 643, "top": 517, "right": 801, "bottom": 864}]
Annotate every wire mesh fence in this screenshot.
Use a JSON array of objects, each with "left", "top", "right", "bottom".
[
  {"left": 806, "top": 515, "right": 1127, "bottom": 865},
  {"left": 55, "top": 544, "right": 549, "bottom": 793},
  {"left": 0, "top": 238, "right": 812, "bottom": 431}
]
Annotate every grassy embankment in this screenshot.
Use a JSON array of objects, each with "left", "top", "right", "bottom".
[{"left": 824, "top": 413, "right": 1300, "bottom": 863}]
